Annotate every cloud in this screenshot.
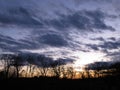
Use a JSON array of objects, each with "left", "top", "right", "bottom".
[
  {"left": 86, "top": 44, "right": 99, "bottom": 50},
  {"left": 85, "top": 60, "right": 120, "bottom": 71},
  {"left": 90, "top": 37, "right": 105, "bottom": 41},
  {"left": 99, "top": 41, "right": 120, "bottom": 49},
  {"left": 85, "top": 61, "right": 111, "bottom": 70},
  {"left": 86, "top": 38, "right": 120, "bottom": 51},
  {"left": 46, "top": 10, "right": 114, "bottom": 32},
  {"left": 0, "top": 32, "right": 69, "bottom": 53},
  {"left": 51, "top": 58, "right": 74, "bottom": 67},
  {"left": 0, "top": 0, "right": 119, "bottom": 66},
  {"left": 0, "top": 7, "right": 43, "bottom": 27},
  {"left": 0, "top": 53, "right": 75, "bottom": 67},
  {"left": 0, "top": 0, "right": 115, "bottom": 33},
  {"left": 0, "top": 34, "right": 20, "bottom": 52},
  {"left": 39, "top": 34, "right": 68, "bottom": 47},
  {"left": 0, "top": 34, "right": 41, "bottom": 52},
  {"left": 106, "top": 51, "right": 120, "bottom": 62},
  {"left": 108, "top": 37, "right": 116, "bottom": 41}
]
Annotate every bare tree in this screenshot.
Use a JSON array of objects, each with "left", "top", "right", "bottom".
[
  {"left": 66, "top": 66, "right": 74, "bottom": 79},
  {"left": 80, "top": 71, "right": 86, "bottom": 79},
  {"left": 12, "top": 55, "right": 23, "bottom": 78},
  {"left": 60, "top": 66, "right": 67, "bottom": 78},
  {"left": 38, "top": 55, "right": 50, "bottom": 77},
  {"left": 1, "top": 54, "right": 13, "bottom": 78},
  {"left": 85, "top": 70, "right": 91, "bottom": 78},
  {"left": 39, "top": 67, "right": 49, "bottom": 76},
  {"left": 50, "top": 60, "right": 65, "bottom": 78},
  {"left": 52, "top": 66, "right": 62, "bottom": 78},
  {"left": 25, "top": 55, "right": 36, "bottom": 77}
]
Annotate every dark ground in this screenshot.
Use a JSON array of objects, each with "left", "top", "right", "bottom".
[{"left": 0, "top": 75, "right": 120, "bottom": 90}]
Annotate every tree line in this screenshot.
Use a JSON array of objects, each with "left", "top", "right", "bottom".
[{"left": 0, "top": 54, "right": 120, "bottom": 79}]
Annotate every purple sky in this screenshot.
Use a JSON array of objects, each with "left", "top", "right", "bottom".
[{"left": 0, "top": 0, "right": 120, "bottom": 66}]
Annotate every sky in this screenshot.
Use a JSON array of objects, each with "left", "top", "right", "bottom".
[{"left": 0, "top": 0, "right": 120, "bottom": 68}]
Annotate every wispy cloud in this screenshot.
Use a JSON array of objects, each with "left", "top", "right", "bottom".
[{"left": 0, "top": 0, "right": 119, "bottom": 65}]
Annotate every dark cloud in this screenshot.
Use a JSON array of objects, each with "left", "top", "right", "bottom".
[
  {"left": 46, "top": 10, "right": 114, "bottom": 31},
  {"left": 107, "top": 52, "right": 120, "bottom": 56},
  {"left": 0, "top": 34, "right": 20, "bottom": 45},
  {"left": 19, "top": 39, "right": 40, "bottom": 49},
  {"left": 0, "top": 33, "right": 69, "bottom": 52},
  {"left": 108, "top": 37, "right": 116, "bottom": 41},
  {"left": 86, "top": 39, "right": 120, "bottom": 51},
  {"left": 84, "top": 10, "right": 106, "bottom": 29},
  {"left": 0, "top": 34, "right": 20, "bottom": 52},
  {"left": 106, "top": 51, "right": 120, "bottom": 62},
  {"left": 0, "top": 34, "right": 41, "bottom": 52},
  {"left": 51, "top": 58, "right": 74, "bottom": 67},
  {"left": 85, "top": 61, "right": 111, "bottom": 70},
  {"left": 85, "top": 61, "right": 120, "bottom": 71},
  {"left": 90, "top": 37, "right": 105, "bottom": 41},
  {"left": 0, "top": 2, "right": 115, "bottom": 31},
  {"left": 86, "top": 44, "right": 99, "bottom": 50},
  {"left": 73, "top": 0, "right": 113, "bottom": 4},
  {"left": 0, "top": 53, "right": 75, "bottom": 67},
  {"left": 0, "top": 7, "right": 43, "bottom": 27},
  {"left": 99, "top": 41, "right": 120, "bottom": 49},
  {"left": 39, "top": 34, "right": 68, "bottom": 47}
]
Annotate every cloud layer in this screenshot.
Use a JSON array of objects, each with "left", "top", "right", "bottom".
[
  {"left": 0, "top": 53, "right": 74, "bottom": 67},
  {"left": 0, "top": 0, "right": 120, "bottom": 66}
]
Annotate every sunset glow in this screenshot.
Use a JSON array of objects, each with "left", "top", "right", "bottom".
[
  {"left": 0, "top": 0, "right": 120, "bottom": 79},
  {"left": 75, "top": 52, "right": 106, "bottom": 65}
]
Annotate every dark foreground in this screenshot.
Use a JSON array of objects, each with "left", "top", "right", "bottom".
[{"left": 1, "top": 75, "right": 120, "bottom": 90}]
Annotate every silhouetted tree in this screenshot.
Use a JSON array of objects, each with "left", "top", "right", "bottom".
[
  {"left": 50, "top": 60, "right": 65, "bottom": 78},
  {"left": 0, "top": 54, "right": 13, "bottom": 78},
  {"left": 60, "top": 66, "right": 67, "bottom": 78},
  {"left": 26, "top": 55, "right": 35, "bottom": 77},
  {"left": 52, "top": 66, "right": 61, "bottom": 77},
  {"left": 12, "top": 55, "right": 23, "bottom": 78},
  {"left": 109, "top": 62, "right": 120, "bottom": 76},
  {"left": 85, "top": 70, "right": 92, "bottom": 78},
  {"left": 66, "top": 66, "right": 74, "bottom": 79},
  {"left": 38, "top": 55, "right": 50, "bottom": 77}
]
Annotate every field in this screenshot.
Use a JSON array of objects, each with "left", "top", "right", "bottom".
[{"left": 0, "top": 75, "right": 119, "bottom": 90}]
